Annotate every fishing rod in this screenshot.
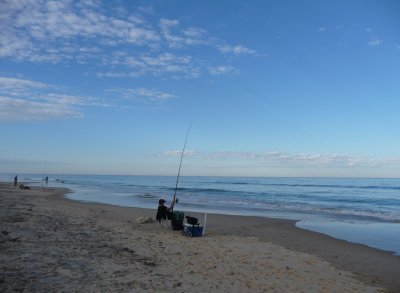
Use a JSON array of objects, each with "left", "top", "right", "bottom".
[{"left": 171, "top": 124, "right": 192, "bottom": 211}]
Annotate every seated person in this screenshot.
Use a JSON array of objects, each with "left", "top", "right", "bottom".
[
  {"left": 19, "top": 184, "right": 30, "bottom": 190},
  {"left": 156, "top": 198, "right": 175, "bottom": 222}
]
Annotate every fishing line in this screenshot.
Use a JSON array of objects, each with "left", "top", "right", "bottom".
[{"left": 172, "top": 123, "right": 192, "bottom": 211}]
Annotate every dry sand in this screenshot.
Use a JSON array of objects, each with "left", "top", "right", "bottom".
[{"left": 1, "top": 183, "right": 399, "bottom": 292}]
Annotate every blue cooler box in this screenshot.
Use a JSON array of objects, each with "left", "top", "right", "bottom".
[{"left": 182, "top": 223, "right": 203, "bottom": 237}]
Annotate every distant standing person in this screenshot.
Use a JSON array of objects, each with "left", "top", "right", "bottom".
[
  {"left": 45, "top": 176, "right": 49, "bottom": 185},
  {"left": 14, "top": 175, "right": 18, "bottom": 187}
]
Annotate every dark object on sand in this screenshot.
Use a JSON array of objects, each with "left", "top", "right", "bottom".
[
  {"left": 19, "top": 184, "right": 30, "bottom": 190},
  {"left": 186, "top": 216, "right": 198, "bottom": 225},
  {"left": 169, "top": 211, "right": 184, "bottom": 230}
]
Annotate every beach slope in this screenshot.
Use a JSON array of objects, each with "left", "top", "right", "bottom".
[{"left": 0, "top": 183, "right": 397, "bottom": 292}]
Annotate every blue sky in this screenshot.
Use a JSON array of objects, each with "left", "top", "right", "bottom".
[{"left": 1, "top": 0, "right": 400, "bottom": 177}]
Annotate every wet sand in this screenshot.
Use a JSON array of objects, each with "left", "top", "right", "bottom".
[{"left": 1, "top": 183, "right": 399, "bottom": 292}]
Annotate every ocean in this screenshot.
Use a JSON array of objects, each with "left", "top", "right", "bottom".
[{"left": 2, "top": 174, "right": 400, "bottom": 255}]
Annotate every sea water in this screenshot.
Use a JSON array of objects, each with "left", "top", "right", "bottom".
[{"left": 2, "top": 174, "right": 400, "bottom": 255}]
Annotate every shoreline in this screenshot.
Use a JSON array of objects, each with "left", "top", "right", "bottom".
[{"left": 1, "top": 183, "right": 399, "bottom": 292}]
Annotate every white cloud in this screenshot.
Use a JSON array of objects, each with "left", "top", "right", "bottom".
[
  {"left": 0, "top": 76, "right": 110, "bottom": 122},
  {"left": 155, "top": 150, "right": 195, "bottom": 158},
  {"left": 97, "top": 71, "right": 131, "bottom": 78},
  {"left": 0, "top": 75, "right": 177, "bottom": 122},
  {"left": 0, "top": 77, "right": 48, "bottom": 90},
  {"left": 45, "top": 93, "right": 109, "bottom": 107},
  {"left": 154, "top": 150, "right": 400, "bottom": 169},
  {"left": 208, "top": 65, "right": 236, "bottom": 76},
  {"left": 368, "top": 38, "right": 383, "bottom": 46},
  {"left": 0, "top": 1, "right": 256, "bottom": 78},
  {"left": 159, "top": 18, "right": 207, "bottom": 48},
  {"left": 159, "top": 18, "right": 182, "bottom": 49},
  {"left": 159, "top": 18, "right": 179, "bottom": 31},
  {"left": 217, "top": 44, "right": 256, "bottom": 55},
  {"left": 0, "top": 76, "right": 52, "bottom": 99},
  {"left": 105, "top": 52, "right": 201, "bottom": 78},
  {"left": 0, "top": 96, "right": 82, "bottom": 121},
  {"left": 183, "top": 27, "right": 206, "bottom": 38},
  {"left": 1, "top": 0, "right": 160, "bottom": 61},
  {"left": 137, "top": 6, "right": 155, "bottom": 15},
  {"left": 109, "top": 87, "right": 176, "bottom": 101}
]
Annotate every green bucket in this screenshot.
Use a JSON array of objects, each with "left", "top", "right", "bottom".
[{"left": 169, "top": 211, "right": 184, "bottom": 220}]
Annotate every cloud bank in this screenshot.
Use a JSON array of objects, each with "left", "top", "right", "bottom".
[
  {"left": 155, "top": 150, "right": 400, "bottom": 169},
  {"left": 0, "top": 76, "right": 177, "bottom": 121},
  {"left": 0, "top": 77, "right": 88, "bottom": 121},
  {"left": 1, "top": 0, "right": 256, "bottom": 78}
]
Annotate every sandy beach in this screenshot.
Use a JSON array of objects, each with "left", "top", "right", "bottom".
[{"left": 1, "top": 183, "right": 399, "bottom": 292}]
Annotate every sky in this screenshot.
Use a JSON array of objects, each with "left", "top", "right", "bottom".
[{"left": 1, "top": 0, "right": 400, "bottom": 178}]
